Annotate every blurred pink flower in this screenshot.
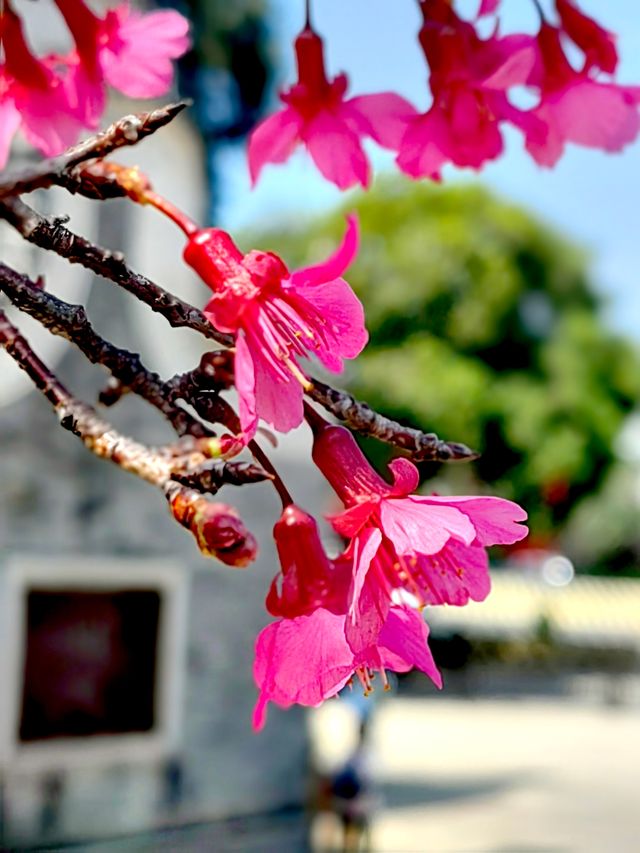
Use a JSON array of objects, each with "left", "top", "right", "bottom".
[
  {"left": 248, "top": 27, "right": 416, "bottom": 189},
  {"left": 526, "top": 22, "right": 640, "bottom": 167},
  {"left": 0, "top": 6, "right": 84, "bottom": 168},
  {"left": 184, "top": 216, "right": 367, "bottom": 436},
  {"left": 55, "top": 0, "right": 190, "bottom": 127},
  {"left": 397, "top": 0, "right": 540, "bottom": 179},
  {"left": 555, "top": 0, "right": 618, "bottom": 74},
  {"left": 253, "top": 604, "right": 441, "bottom": 730}
]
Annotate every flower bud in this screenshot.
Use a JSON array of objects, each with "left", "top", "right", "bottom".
[
  {"left": 267, "top": 505, "right": 334, "bottom": 617},
  {"left": 169, "top": 486, "right": 257, "bottom": 567}
]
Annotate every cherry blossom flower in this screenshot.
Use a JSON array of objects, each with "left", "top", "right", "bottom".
[
  {"left": 253, "top": 600, "right": 441, "bottom": 730},
  {"left": 54, "top": 0, "right": 190, "bottom": 127},
  {"left": 525, "top": 22, "right": 640, "bottom": 167},
  {"left": 248, "top": 26, "right": 416, "bottom": 189},
  {"left": 253, "top": 502, "right": 442, "bottom": 728},
  {"left": 184, "top": 216, "right": 367, "bottom": 436},
  {"left": 397, "top": 0, "right": 540, "bottom": 180},
  {"left": 0, "top": 5, "right": 84, "bottom": 168},
  {"left": 310, "top": 420, "right": 528, "bottom": 646}
]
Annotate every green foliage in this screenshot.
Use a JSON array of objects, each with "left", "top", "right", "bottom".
[{"left": 251, "top": 180, "right": 640, "bottom": 573}]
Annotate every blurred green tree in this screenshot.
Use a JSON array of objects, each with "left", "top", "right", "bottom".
[{"left": 250, "top": 181, "right": 640, "bottom": 574}]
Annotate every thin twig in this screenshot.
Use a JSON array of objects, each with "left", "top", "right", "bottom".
[
  {"left": 307, "top": 380, "right": 479, "bottom": 462},
  {"left": 0, "top": 197, "right": 232, "bottom": 345},
  {"left": 0, "top": 102, "right": 189, "bottom": 200}
]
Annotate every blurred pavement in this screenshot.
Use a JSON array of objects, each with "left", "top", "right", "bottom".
[{"left": 312, "top": 691, "right": 640, "bottom": 852}]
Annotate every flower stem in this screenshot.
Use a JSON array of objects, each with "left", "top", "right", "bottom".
[
  {"left": 249, "top": 440, "right": 294, "bottom": 508},
  {"left": 142, "top": 189, "right": 199, "bottom": 237}
]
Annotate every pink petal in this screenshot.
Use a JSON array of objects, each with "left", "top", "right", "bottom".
[
  {"left": 378, "top": 606, "right": 442, "bottom": 688},
  {"left": 415, "top": 495, "right": 528, "bottom": 546},
  {"left": 68, "top": 62, "right": 106, "bottom": 129},
  {"left": 248, "top": 108, "right": 303, "bottom": 185},
  {"left": 481, "top": 36, "right": 537, "bottom": 89},
  {"left": 303, "top": 110, "right": 370, "bottom": 189},
  {"left": 327, "top": 501, "right": 376, "bottom": 539},
  {"left": 290, "top": 277, "right": 368, "bottom": 372},
  {"left": 234, "top": 333, "right": 259, "bottom": 439},
  {"left": 348, "top": 527, "right": 383, "bottom": 624},
  {"left": 525, "top": 103, "right": 565, "bottom": 167},
  {"left": 18, "top": 86, "right": 83, "bottom": 156},
  {"left": 100, "top": 7, "right": 190, "bottom": 98},
  {"left": 252, "top": 611, "right": 354, "bottom": 729},
  {"left": 553, "top": 81, "right": 640, "bottom": 152},
  {"left": 415, "top": 540, "right": 490, "bottom": 606},
  {"left": 387, "top": 457, "right": 420, "bottom": 496},
  {"left": 252, "top": 348, "right": 304, "bottom": 433},
  {"left": 290, "top": 214, "right": 359, "bottom": 288},
  {"left": 0, "top": 97, "right": 21, "bottom": 169},
  {"left": 346, "top": 566, "right": 390, "bottom": 656},
  {"left": 396, "top": 111, "right": 449, "bottom": 180},
  {"left": 343, "top": 92, "right": 418, "bottom": 149},
  {"left": 448, "top": 89, "right": 504, "bottom": 168},
  {"left": 380, "top": 498, "right": 476, "bottom": 556}
]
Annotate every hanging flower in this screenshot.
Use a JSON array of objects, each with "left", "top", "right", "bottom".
[
  {"left": 0, "top": 5, "right": 84, "bottom": 168},
  {"left": 248, "top": 26, "right": 416, "bottom": 189},
  {"left": 184, "top": 216, "right": 367, "bottom": 436},
  {"left": 310, "top": 419, "right": 528, "bottom": 649},
  {"left": 253, "top": 602, "right": 441, "bottom": 730},
  {"left": 525, "top": 22, "right": 640, "bottom": 167},
  {"left": 54, "top": 0, "right": 190, "bottom": 127},
  {"left": 396, "top": 0, "right": 540, "bottom": 180}
]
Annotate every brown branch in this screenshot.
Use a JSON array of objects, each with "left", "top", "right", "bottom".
[
  {"left": 307, "top": 379, "right": 479, "bottom": 462},
  {"left": 0, "top": 310, "right": 268, "bottom": 497},
  {"left": 0, "top": 197, "right": 232, "bottom": 345},
  {"left": 0, "top": 261, "right": 197, "bottom": 427},
  {"left": 0, "top": 102, "right": 188, "bottom": 201}
]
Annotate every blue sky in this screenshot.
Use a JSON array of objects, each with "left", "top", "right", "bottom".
[{"left": 218, "top": 1, "right": 640, "bottom": 337}]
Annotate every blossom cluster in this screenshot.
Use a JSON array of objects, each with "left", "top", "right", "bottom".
[
  {"left": 249, "top": 0, "right": 640, "bottom": 188},
  {"left": 0, "top": 0, "right": 190, "bottom": 168},
  {"left": 22, "top": 1, "right": 640, "bottom": 729}
]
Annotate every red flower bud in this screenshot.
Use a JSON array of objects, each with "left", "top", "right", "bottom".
[{"left": 169, "top": 487, "right": 257, "bottom": 567}]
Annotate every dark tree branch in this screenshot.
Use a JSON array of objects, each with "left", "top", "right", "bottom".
[
  {"left": 0, "top": 262, "right": 215, "bottom": 438},
  {"left": 307, "top": 379, "right": 479, "bottom": 462},
  {"left": 0, "top": 102, "right": 188, "bottom": 200},
  {"left": 0, "top": 310, "right": 269, "bottom": 500},
  {"left": 0, "top": 197, "right": 232, "bottom": 345}
]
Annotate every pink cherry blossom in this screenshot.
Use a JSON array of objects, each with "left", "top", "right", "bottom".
[
  {"left": 526, "top": 23, "right": 640, "bottom": 167},
  {"left": 248, "top": 27, "right": 416, "bottom": 189},
  {"left": 253, "top": 604, "right": 441, "bottom": 730},
  {"left": 0, "top": 7, "right": 84, "bottom": 168},
  {"left": 54, "top": 0, "right": 190, "bottom": 127},
  {"left": 184, "top": 216, "right": 367, "bottom": 436},
  {"left": 310, "top": 420, "right": 527, "bottom": 646},
  {"left": 397, "top": 0, "right": 540, "bottom": 180}
]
